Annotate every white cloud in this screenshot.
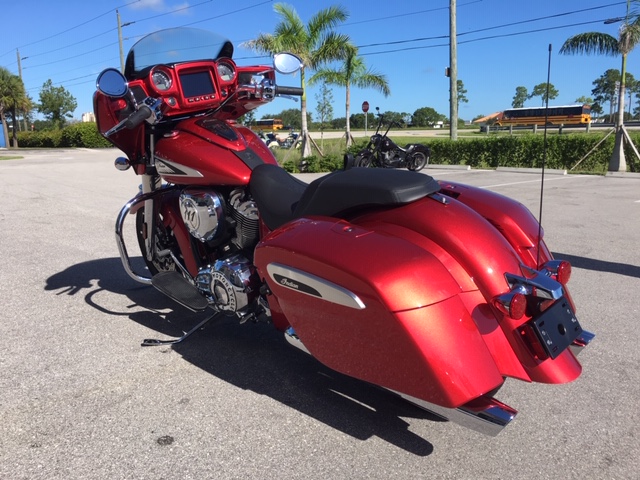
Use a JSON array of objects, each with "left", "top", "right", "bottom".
[{"left": 129, "top": 0, "right": 167, "bottom": 11}]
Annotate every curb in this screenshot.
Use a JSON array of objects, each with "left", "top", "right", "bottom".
[
  {"left": 605, "top": 171, "right": 640, "bottom": 178},
  {"left": 497, "top": 167, "right": 567, "bottom": 175}
]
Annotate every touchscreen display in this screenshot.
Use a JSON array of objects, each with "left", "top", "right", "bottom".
[{"left": 179, "top": 71, "right": 215, "bottom": 98}]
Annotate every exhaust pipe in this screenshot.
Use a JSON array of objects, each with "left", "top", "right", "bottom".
[
  {"left": 390, "top": 390, "right": 517, "bottom": 437},
  {"left": 284, "top": 329, "right": 516, "bottom": 436}
]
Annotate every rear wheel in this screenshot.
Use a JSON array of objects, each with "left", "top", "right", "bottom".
[{"left": 407, "top": 151, "right": 429, "bottom": 172}]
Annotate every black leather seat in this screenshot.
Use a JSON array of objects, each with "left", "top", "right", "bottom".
[{"left": 249, "top": 164, "right": 440, "bottom": 231}]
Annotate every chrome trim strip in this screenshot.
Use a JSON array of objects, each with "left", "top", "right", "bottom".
[
  {"left": 266, "top": 263, "right": 366, "bottom": 310},
  {"left": 570, "top": 330, "right": 595, "bottom": 356},
  {"left": 154, "top": 157, "right": 204, "bottom": 177},
  {"left": 389, "top": 389, "right": 517, "bottom": 437}
]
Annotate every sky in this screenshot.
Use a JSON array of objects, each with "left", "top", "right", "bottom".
[{"left": 0, "top": 0, "right": 636, "bottom": 124}]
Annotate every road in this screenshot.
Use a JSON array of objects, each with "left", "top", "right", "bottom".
[{"left": 1, "top": 148, "right": 638, "bottom": 479}]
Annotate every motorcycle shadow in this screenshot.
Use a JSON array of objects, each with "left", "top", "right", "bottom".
[
  {"left": 553, "top": 251, "right": 640, "bottom": 279},
  {"left": 45, "top": 257, "right": 442, "bottom": 455}
]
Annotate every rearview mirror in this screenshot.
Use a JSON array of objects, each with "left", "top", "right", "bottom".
[
  {"left": 96, "top": 68, "right": 128, "bottom": 98},
  {"left": 273, "top": 53, "right": 303, "bottom": 74}
]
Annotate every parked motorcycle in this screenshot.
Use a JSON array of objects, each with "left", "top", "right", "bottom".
[
  {"left": 355, "top": 108, "right": 430, "bottom": 171},
  {"left": 265, "top": 130, "right": 300, "bottom": 149},
  {"left": 94, "top": 27, "right": 593, "bottom": 436}
]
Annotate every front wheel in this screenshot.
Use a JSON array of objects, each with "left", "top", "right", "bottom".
[
  {"left": 355, "top": 151, "right": 373, "bottom": 168},
  {"left": 407, "top": 150, "right": 429, "bottom": 172},
  {"left": 135, "top": 208, "right": 177, "bottom": 276}
]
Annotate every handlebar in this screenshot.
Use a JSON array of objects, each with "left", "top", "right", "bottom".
[
  {"left": 125, "top": 105, "right": 153, "bottom": 129},
  {"left": 276, "top": 85, "right": 304, "bottom": 97}
]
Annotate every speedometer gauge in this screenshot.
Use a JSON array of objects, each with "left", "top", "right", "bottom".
[
  {"left": 152, "top": 70, "right": 172, "bottom": 91},
  {"left": 217, "top": 62, "right": 235, "bottom": 82}
]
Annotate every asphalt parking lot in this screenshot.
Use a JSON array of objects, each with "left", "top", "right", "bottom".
[{"left": 1, "top": 148, "right": 638, "bottom": 479}]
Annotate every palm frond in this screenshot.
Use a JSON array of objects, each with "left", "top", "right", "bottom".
[
  {"left": 307, "top": 5, "right": 348, "bottom": 41},
  {"left": 559, "top": 32, "right": 619, "bottom": 56}
]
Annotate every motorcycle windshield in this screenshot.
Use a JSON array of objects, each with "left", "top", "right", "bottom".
[{"left": 124, "top": 27, "right": 234, "bottom": 78}]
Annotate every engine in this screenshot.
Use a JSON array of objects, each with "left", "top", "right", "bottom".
[
  {"left": 195, "top": 254, "right": 259, "bottom": 313},
  {"left": 179, "top": 187, "right": 259, "bottom": 249},
  {"left": 179, "top": 187, "right": 262, "bottom": 314}
]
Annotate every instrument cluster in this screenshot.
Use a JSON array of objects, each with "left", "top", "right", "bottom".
[{"left": 145, "top": 59, "right": 238, "bottom": 113}]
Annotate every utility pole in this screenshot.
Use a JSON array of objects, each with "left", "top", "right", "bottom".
[
  {"left": 449, "top": 0, "right": 458, "bottom": 141},
  {"left": 117, "top": 10, "right": 126, "bottom": 73},
  {"left": 16, "top": 49, "right": 27, "bottom": 132}
]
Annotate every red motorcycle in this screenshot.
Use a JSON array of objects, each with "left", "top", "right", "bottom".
[{"left": 94, "top": 27, "right": 593, "bottom": 436}]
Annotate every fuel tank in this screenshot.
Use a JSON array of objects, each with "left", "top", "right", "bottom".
[{"left": 154, "top": 118, "right": 278, "bottom": 186}]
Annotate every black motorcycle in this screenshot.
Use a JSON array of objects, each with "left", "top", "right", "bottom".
[{"left": 355, "top": 110, "right": 430, "bottom": 171}]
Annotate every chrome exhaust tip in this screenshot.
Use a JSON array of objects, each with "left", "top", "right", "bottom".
[{"left": 390, "top": 390, "right": 518, "bottom": 436}]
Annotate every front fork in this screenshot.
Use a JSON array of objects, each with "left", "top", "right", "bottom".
[{"left": 141, "top": 134, "right": 159, "bottom": 263}]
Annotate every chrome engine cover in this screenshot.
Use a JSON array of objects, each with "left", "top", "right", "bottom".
[
  {"left": 179, "top": 188, "right": 225, "bottom": 242},
  {"left": 195, "top": 254, "right": 258, "bottom": 312}
]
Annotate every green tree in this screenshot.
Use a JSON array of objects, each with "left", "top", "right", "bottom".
[
  {"left": 309, "top": 46, "right": 389, "bottom": 147},
  {"left": 244, "top": 3, "right": 350, "bottom": 157},
  {"left": 0, "top": 67, "right": 29, "bottom": 147},
  {"left": 529, "top": 82, "right": 559, "bottom": 106},
  {"left": 591, "top": 69, "right": 622, "bottom": 121},
  {"left": 512, "top": 86, "right": 528, "bottom": 108},
  {"left": 457, "top": 79, "right": 468, "bottom": 109},
  {"left": 238, "top": 110, "right": 256, "bottom": 127},
  {"left": 314, "top": 81, "right": 333, "bottom": 148},
  {"left": 575, "top": 95, "right": 594, "bottom": 104},
  {"left": 412, "top": 106, "right": 446, "bottom": 127},
  {"left": 37, "top": 79, "right": 77, "bottom": 129},
  {"left": 560, "top": 0, "right": 640, "bottom": 171}
]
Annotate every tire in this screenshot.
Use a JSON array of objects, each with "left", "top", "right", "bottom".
[
  {"left": 355, "top": 152, "right": 373, "bottom": 168},
  {"left": 407, "top": 151, "right": 429, "bottom": 172},
  {"left": 135, "top": 208, "right": 177, "bottom": 276}
]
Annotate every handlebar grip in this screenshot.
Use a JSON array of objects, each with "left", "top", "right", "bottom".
[
  {"left": 124, "top": 105, "right": 152, "bottom": 129},
  {"left": 276, "top": 86, "right": 304, "bottom": 96}
]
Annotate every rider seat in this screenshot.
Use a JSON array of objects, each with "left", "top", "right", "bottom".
[{"left": 249, "top": 163, "right": 440, "bottom": 231}]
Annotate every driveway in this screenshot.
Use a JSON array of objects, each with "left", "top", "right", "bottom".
[{"left": 1, "top": 148, "right": 638, "bottom": 479}]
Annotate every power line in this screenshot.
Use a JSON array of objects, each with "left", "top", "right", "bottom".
[
  {"left": 360, "top": 18, "right": 613, "bottom": 56},
  {"left": 357, "top": 2, "right": 626, "bottom": 50},
  {"left": 0, "top": 0, "right": 141, "bottom": 58}
]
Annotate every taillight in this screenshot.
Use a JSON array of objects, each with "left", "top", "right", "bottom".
[
  {"left": 494, "top": 291, "right": 527, "bottom": 320},
  {"left": 541, "top": 260, "right": 572, "bottom": 285},
  {"left": 556, "top": 261, "right": 571, "bottom": 285}
]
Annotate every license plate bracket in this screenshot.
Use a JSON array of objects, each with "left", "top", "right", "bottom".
[{"left": 530, "top": 298, "right": 583, "bottom": 359}]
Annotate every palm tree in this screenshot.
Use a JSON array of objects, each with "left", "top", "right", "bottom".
[
  {"left": 560, "top": 0, "right": 640, "bottom": 171},
  {"left": 0, "top": 67, "right": 16, "bottom": 148},
  {"left": 309, "top": 46, "right": 390, "bottom": 147},
  {"left": 0, "top": 68, "right": 29, "bottom": 147},
  {"left": 244, "top": 3, "right": 350, "bottom": 157}
]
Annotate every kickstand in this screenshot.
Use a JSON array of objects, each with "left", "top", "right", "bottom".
[{"left": 141, "top": 311, "right": 221, "bottom": 347}]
